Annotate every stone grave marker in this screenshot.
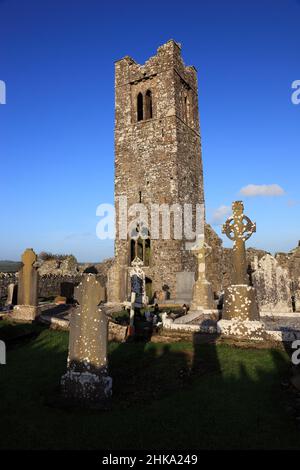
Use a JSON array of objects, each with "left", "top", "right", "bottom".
[
  {"left": 61, "top": 274, "right": 112, "bottom": 407},
  {"left": 12, "top": 248, "right": 40, "bottom": 321}
]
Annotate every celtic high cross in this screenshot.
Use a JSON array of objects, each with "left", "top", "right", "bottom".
[{"left": 222, "top": 201, "right": 256, "bottom": 285}]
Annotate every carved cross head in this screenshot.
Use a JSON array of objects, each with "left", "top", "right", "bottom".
[
  {"left": 21, "top": 248, "right": 37, "bottom": 269},
  {"left": 74, "top": 274, "right": 102, "bottom": 308},
  {"left": 222, "top": 201, "right": 256, "bottom": 242}
]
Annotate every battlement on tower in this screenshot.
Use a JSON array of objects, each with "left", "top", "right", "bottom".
[{"left": 115, "top": 40, "right": 198, "bottom": 92}]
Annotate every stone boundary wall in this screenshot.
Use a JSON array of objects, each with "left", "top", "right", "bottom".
[
  {"left": 0, "top": 273, "right": 17, "bottom": 299},
  {"left": 0, "top": 273, "right": 105, "bottom": 301}
]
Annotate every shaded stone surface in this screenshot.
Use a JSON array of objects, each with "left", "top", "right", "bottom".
[{"left": 61, "top": 274, "right": 112, "bottom": 407}]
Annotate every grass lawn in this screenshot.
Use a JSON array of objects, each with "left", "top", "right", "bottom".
[{"left": 0, "top": 321, "right": 299, "bottom": 450}]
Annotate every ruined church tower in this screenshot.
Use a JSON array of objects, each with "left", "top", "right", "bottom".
[{"left": 108, "top": 40, "right": 205, "bottom": 303}]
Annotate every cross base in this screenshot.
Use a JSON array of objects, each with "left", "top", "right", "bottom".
[
  {"left": 12, "top": 305, "right": 40, "bottom": 322},
  {"left": 223, "top": 285, "right": 260, "bottom": 321}
]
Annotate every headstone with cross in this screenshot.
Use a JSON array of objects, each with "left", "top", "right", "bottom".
[
  {"left": 222, "top": 201, "right": 256, "bottom": 285},
  {"left": 12, "top": 248, "right": 40, "bottom": 321},
  {"left": 190, "top": 237, "right": 215, "bottom": 312},
  {"left": 61, "top": 274, "right": 112, "bottom": 407},
  {"left": 218, "top": 201, "right": 264, "bottom": 340}
]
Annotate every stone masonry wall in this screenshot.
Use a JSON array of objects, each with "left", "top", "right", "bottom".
[{"left": 109, "top": 40, "right": 205, "bottom": 302}]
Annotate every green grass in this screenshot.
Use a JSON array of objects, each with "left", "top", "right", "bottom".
[
  {"left": 0, "top": 325, "right": 299, "bottom": 450},
  {"left": 0, "top": 260, "right": 20, "bottom": 272}
]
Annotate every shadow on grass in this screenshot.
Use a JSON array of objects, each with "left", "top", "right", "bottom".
[{"left": 0, "top": 325, "right": 299, "bottom": 450}]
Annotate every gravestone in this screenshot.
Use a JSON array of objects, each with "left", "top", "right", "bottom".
[
  {"left": 6, "top": 283, "right": 17, "bottom": 306},
  {"left": 218, "top": 202, "right": 266, "bottom": 340},
  {"left": 295, "top": 284, "right": 300, "bottom": 312},
  {"left": 60, "top": 281, "right": 75, "bottom": 302},
  {"left": 252, "top": 254, "right": 293, "bottom": 314},
  {"left": 61, "top": 274, "right": 112, "bottom": 407},
  {"left": 12, "top": 249, "right": 40, "bottom": 321},
  {"left": 175, "top": 272, "right": 195, "bottom": 303},
  {"left": 190, "top": 238, "right": 215, "bottom": 312}
]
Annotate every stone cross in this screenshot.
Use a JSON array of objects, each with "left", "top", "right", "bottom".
[
  {"left": 61, "top": 274, "right": 112, "bottom": 407},
  {"left": 192, "top": 239, "right": 212, "bottom": 282},
  {"left": 18, "top": 248, "right": 39, "bottom": 306},
  {"left": 12, "top": 248, "right": 39, "bottom": 321},
  {"left": 222, "top": 201, "right": 256, "bottom": 285},
  {"left": 190, "top": 238, "right": 215, "bottom": 311}
]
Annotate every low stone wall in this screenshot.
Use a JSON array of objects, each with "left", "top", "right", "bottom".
[
  {"left": 0, "top": 273, "right": 17, "bottom": 299},
  {"left": 38, "top": 274, "right": 83, "bottom": 298},
  {"left": 0, "top": 273, "right": 105, "bottom": 301}
]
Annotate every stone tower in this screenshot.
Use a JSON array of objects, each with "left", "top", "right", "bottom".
[{"left": 108, "top": 40, "right": 205, "bottom": 303}]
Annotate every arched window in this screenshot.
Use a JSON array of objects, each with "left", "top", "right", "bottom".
[
  {"left": 137, "top": 92, "right": 143, "bottom": 121},
  {"left": 130, "top": 224, "right": 151, "bottom": 266},
  {"left": 145, "top": 90, "right": 153, "bottom": 120}
]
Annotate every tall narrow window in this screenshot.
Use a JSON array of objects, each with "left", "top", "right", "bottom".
[
  {"left": 137, "top": 92, "right": 143, "bottom": 121},
  {"left": 183, "top": 94, "right": 188, "bottom": 123},
  {"left": 145, "top": 89, "right": 153, "bottom": 120},
  {"left": 130, "top": 224, "right": 151, "bottom": 266}
]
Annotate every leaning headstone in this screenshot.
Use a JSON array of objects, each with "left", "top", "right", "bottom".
[
  {"left": 218, "top": 201, "right": 266, "bottom": 340},
  {"left": 252, "top": 254, "right": 293, "bottom": 315},
  {"left": 12, "top": 249, "right": 40, "bottom": 321},
  {"left": 61, "top": 274, "right": 112, "bottom": 408}
]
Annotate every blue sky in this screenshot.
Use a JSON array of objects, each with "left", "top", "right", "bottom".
[{"left": 0, "top": 0, "right": 299, "bottom": 261}]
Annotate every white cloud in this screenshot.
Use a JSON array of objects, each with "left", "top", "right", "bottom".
[
  {"left": 240, "top": 184, "right": 285, "bottom": 197},
  {"left": 211, "top": 205, "right": 231, "bottom": 225}
]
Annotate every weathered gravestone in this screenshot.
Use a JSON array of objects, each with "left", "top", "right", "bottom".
[
  {"left": 6, "top": 283, "right": 17, "bottom": 306},
  {"left": 175, "top": 272, "right": 195, "bottom": 304},
  {"left": 252, "top": 254, "right": 293, "bottom": 315},
  {"left": 61, "top": 274, "right": 112, "bottom": 407},
  {"left": 218, "top": 201, "right": 266, "bottom": 340},
  {"left": 190, "top": 237, "right": 215, "bottom": 313},
  {"left": 12, "top": 248, "right": 40, "bottom": 321}
]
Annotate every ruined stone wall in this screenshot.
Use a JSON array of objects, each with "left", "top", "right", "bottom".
[
  {"left": 0, "top": 273, "right": 106, "bottom": 302},
  {"left": 276, "top": 245, "right": 300, "bottom": 291},
  {"left": 222, "top": 247, "right": 269, "bottom": 290},
  {"left": 276, "top": 245, "right": 300, "bottom": 310},
  {"left": 110, "top": 40, "right": 205, "bottom": 302},
  {"left": 0, "top": 273, "right": 17, "bottom": 299},
  {"left": 205, "top": 224, "right": 223, "bottom": 296}
]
